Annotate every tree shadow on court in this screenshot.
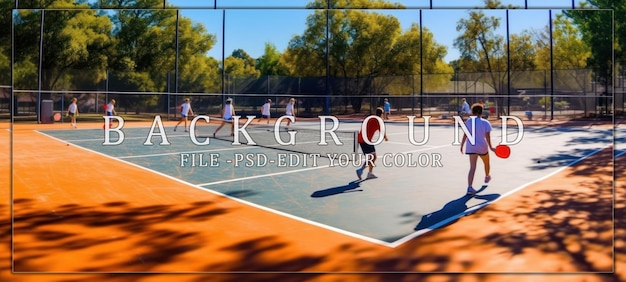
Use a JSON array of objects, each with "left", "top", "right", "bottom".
[
  {"left": 319, "top": 148, "right": 619, "bottom": 277},
  {"left": 475, "top": 148, "right": 617, "bottom": 273},
  {"left": 8, "top": 149, "right": 622, "bottom": 280},
  {"left": 310, "top": 180, "right": 364, "bottom": 198},
  {"left": 0, "top": 203, "right": 11, "bottom": 279},
  {"left": 522, "top": 126, "right": 614, "bottom": 172},
  {"left": 413, "top": 185, "right": 498, "bottom": 231},
  {"left": 525, "top": 125, "right": 613, "bottom": 146},
  {"left": 12, "top": 199, "right": 232, "bottom": 272},
  {"left": 11, "top": 197, "right": 329, "bottom": 277},
  {"left": 528, "top": 147, "right": 603, "bottom": 170}
]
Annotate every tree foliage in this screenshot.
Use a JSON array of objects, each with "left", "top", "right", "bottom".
[
  {"left": 0, "top": 0, "right": 13, "bottom": 85},
  {"left": 564, "top": 0, "right": 623, "bottom": 88},
  {"left": 225, "top": 49, "right": 260, "bottom": 77},
  {"left": 532, "top": 14, "right": 591, "bottom": 92},
  {"left": 5, "top": 0, "right": 613, "bottom": 117},
  {"left": 13, "top": 1, "right": 113, "bottom": 90},
  {"left": 10, "top": 0, "right": 219, "bottom": 95},
  {"left": 285, "top": 0, "right": 451, "bottom": 112},
  {"left": 454, "top": 0, "right": 538, "bottom": 115},
  {"left": 256, "top": 42, "right": 288, "bottom": 76}
]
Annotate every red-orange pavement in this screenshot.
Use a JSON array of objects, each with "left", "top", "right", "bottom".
[{"left": 1, "top": 121, "right": 623, "bottom": 282}]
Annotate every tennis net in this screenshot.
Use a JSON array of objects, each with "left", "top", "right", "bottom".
[{"left": 196, "top": 120, "right": 358, "bottom": 158}]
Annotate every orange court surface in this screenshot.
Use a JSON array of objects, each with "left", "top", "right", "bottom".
[{"left": 2, "top": 117, "right": 625, "bottom": 282}]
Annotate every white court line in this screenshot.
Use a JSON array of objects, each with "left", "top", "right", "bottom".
[
  {"left": 64, "top": 134, "right": 197, "bottom": 142},
  {"left": 118, "top": 146, "right": 263, "bottom": 159},
  {"left": 38, "top": 128, "right": 610, "bottom": 249},
  {"left": 388, "top": 145, "right": 609, "bottom": 248},
  {"left": 197, "top": 165, "right": 331, "bottom": 187},
  {"left": 35, "top": 129, "right": 394, "bottom": 248},
  {"left": 384, "top": 141, "right": 437, "bottom": 147}
]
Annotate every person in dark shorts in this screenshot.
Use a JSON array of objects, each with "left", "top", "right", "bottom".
[{"left": 356, "top": 107, "right": 388, "bottom": 180}]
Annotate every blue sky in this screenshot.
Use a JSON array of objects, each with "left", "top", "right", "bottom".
[{"left": 164, "top": 0, "right": 579, "bottom": 62}]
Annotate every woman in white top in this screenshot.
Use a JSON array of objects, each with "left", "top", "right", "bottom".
[
  {"left": 101, "top": 99, "right": 117, "bottom": 129},
  {"left": 174, "top": 98, "right": 194, "bottom": 132},
  {"left": 213, "top": 98, "right": 235, "bottom": 137},
  {"left": 259, "top": 98, "right": 271, "bottom": 124},
  {"left": 66, "top": 97, "right": 79, "bottom": 128},
  {"left": 284, "top": 98, "right": 295, "bottom": 126},
  {"left": 460, "top": 103, "right": 495, "bottom": 195}
]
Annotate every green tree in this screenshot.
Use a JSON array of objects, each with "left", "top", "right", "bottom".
[
  {"left": 224, "top": 49, "right": 260, "bottom": 77},
  {"left": 564, "top": 1, "right": 622, "bottom": 91},
  {"left": 224, "top": 49, "right": 261, "bottom": 94},
  {"left": 107, "top": 6, "right": 176, "bottom": 92},
  {"left": 386, "top": 24, "right": 453, "bottom": 94},
  {"left": 13, "top": 1, "right": 112, "bottom": 90},
  {"left": 256, "top": 42, "right": 287, "bottom": 76},
  {"left": 174, "top": 16, "right": 220, "bottom": 93},
  {"left": 0, "top": 0, "right": 13, "bottom": 86},
  {"left": 454, "top": 0, "right": 536, "bottom": 115},
  {"left": 535, "top": 14, "right": 591, "bottom": 70},
  {"left": 285, "top": 0, "right": 450, "bottom": 112},
  {"left": 533, "top": 13, "right": 591, "bottom": 96}
]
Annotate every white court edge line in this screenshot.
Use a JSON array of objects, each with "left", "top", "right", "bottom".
[
  {"left": 34, "top": 130, "right": 395, "bottom": 248},
  {"left": 64, "top": 134, "right": 202, "bottom": 142},
  {"left": 388, "top": 145, "right": 611, "bottom": 248},
  {"left": 196, "top": 165, "right": 330, "bottom": 187},
  {"left": 118, "top": 146, "right": 263, "bottom": 159}
]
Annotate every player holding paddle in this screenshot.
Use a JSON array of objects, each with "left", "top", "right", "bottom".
[{"left": 460, "top": 103, "right": 495, "bottom": 195}]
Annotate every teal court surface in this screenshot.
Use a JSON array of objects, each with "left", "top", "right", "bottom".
[{"left": 38, "top": 119, "right": 617, "bottom": 248}]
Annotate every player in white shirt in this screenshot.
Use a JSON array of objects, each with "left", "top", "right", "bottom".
[
  {"left": 174, "top": 98, "right": 194, "bottom": 132},
  {"left": 284, "top": 98, "right": 295, "bottom": 127},
  {"left": 213, "top": 98, "right": 235, "bottom": 137},
  {"left": 105, "top": 99, "right": 116, "bottom": 116},
  {"left": 460, "top": 104, "right": 496, "bottom": 195},
  {"left": 459, "top": 98, "right": 471, "bottom": 121},
  {"left": 66, "top": 97, "right": 79, "bottom": 128},
  {"left": 259, "top": 98, "right": 272, "bottom": 124},
  {"left": 103, "top": 99, "right": 116, "bottom": 129}
]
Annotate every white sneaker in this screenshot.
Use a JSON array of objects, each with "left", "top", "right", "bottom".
[
  {"left": 356, "top": 168, "right": 364, "bottom": 180},
  {"left": 366, "top": 172, "right": 377, "bottom": 179}
]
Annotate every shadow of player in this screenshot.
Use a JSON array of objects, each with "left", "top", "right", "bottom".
[
  {"left": 414, "top": 185, "right": 499, "bottom": 231},
  {"left": 310, "top": 180, "right": 367, "bottom": 198}
]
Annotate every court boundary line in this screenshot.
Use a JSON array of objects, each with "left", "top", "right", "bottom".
[
  {"left": 196, "top": 165, "right": 331, "bottom": 186},
  {"left": 33, "top": 128, "right": 613, "bottom": 249},
  {"left": 118, "top": 146, "right": 263, "bottom": 159},
  {"left": 388, "top": 145, "right": 610, "bottom": 248},
  {"left": 33, "top": 129, "right": 395, "bottom": 248},
  {"left": 64, "top": 133, "right": 192, "bottom": 142}
]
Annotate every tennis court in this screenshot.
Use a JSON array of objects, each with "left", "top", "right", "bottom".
[
  {"left": 7, "top": 116, "right": 620, "bottom": 277},
  {"left": 33, "top": 118, "right": 613, "bottom": 247}
]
